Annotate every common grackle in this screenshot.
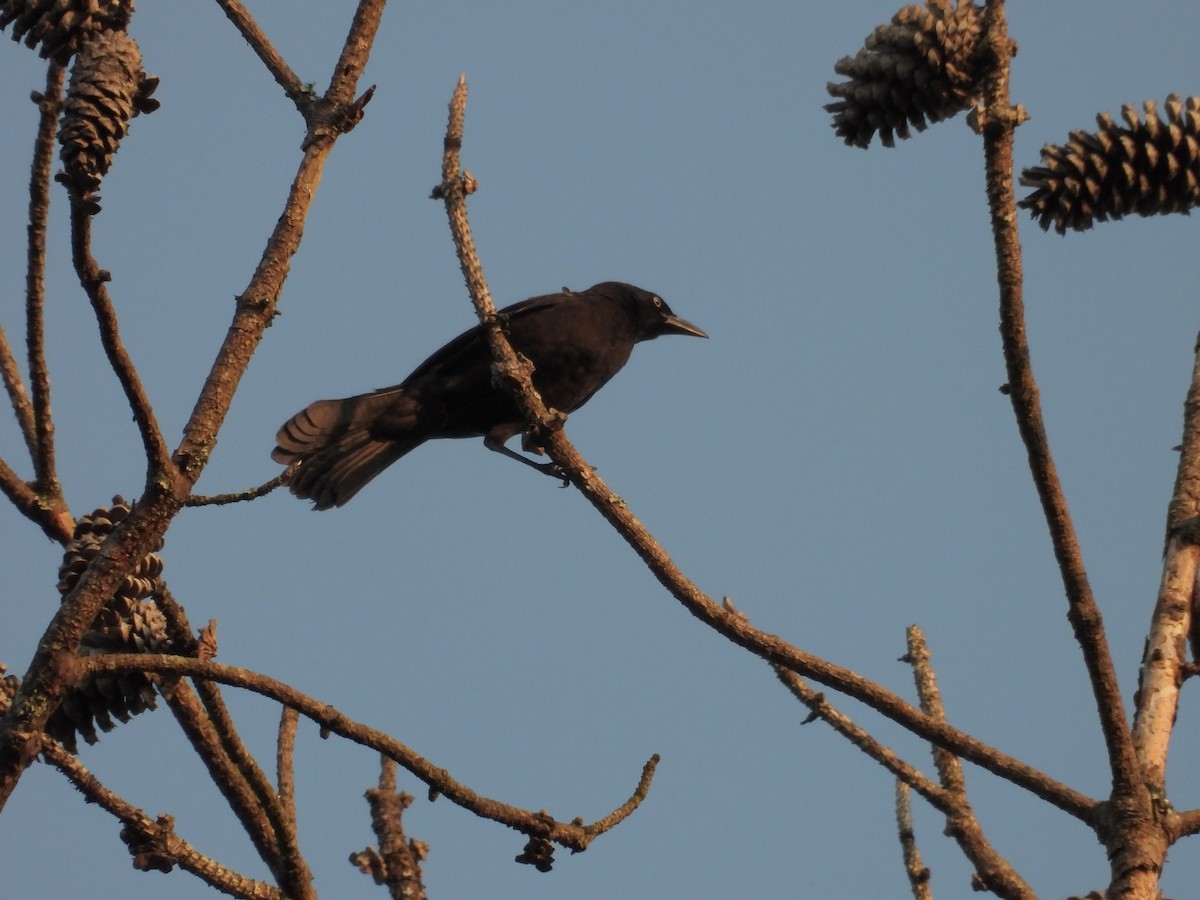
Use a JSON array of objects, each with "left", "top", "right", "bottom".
[{"left": 272, "top": 281, "right": 706, "bottom": 509}]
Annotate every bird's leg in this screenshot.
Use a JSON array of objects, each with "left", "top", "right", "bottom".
[{"left": 484, "top": 433, "right": 570, "bottom": 486}]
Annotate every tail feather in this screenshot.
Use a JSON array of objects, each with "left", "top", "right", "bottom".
[{"left": 272, "top": 390, "right": 421, "bottom": 509}]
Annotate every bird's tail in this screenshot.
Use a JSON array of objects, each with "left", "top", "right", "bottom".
[{"left": 272, "top": 389, "right": 421, "bottom": 510}]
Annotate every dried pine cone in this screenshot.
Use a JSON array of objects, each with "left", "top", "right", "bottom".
[
  {"left": 46, "top": 496, "right": 170, "bottom": 754},
  {"left": 57, "top": 28, "right": 159, "bottom": 210},
  {"left": 0, "top": 0, "right": 133, "bottom": 64},
  {"left": 826, "top": 0, "right": 985, "bottom": 148},
  {"left": 1019, "top": 95, "right": 1200, "bottom": 234}
]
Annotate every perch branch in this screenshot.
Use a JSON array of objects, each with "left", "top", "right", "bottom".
[{"left": 433, "top": 75, "right": 1096, "bottom": 825}]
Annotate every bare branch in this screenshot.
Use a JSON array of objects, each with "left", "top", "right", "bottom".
[
  {"left": 774, "top": 666, "right": 951, "bottom": 811},
  {"left": 27, "top": 62, "right": 67, "bottom": 493},
  {"left": 353, "top": 756, "right": 427, "bottom": 899},
  {"left": 277, "top": 706, "right": 299, "bottom": 828},
  {"left": 175, "top": 3, "right": 386, "bottom": 485},
  {"left": 157, "top": 587, "right": 312, "bottom": 895},
  {"left": 212, "top": 0, "right": 309, "bottom": 107},
  {"left": 0, "top": 320, "right": 35, "bottom": 463},
  {"left": 905, "top": 627, "right": 1034, "bottom": 899},
  {"left": 0, "top": 453, "right": 73, "bottom": 543},
  {"left": 273, "top": 706, "right": 311, "bottom": 899},
  {"left": 44, "top": 741, "right": 283, "bottom": 899},
  {"left": 82, "top": 652, "right": 658, "bottom": 854},
  {"left": 976, "top": 0, "right": 1139, "bottom": 804},
  {"left": 68, "top": 199, "right": 173, "bottom": 477},
  {"left": 185, "top": 463, "right": 297, "bottom": 506},
  {"left": 895, "top": 782, "right": 933, "bottom": 900}
]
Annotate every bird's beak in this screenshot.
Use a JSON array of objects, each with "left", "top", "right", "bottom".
[{"left": 660, "top": 314, "right": 708, "bottom": 339}]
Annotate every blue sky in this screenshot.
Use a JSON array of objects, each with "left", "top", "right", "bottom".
[{"left": 3, "top": 3, "right": 1200, "bottom": 897}]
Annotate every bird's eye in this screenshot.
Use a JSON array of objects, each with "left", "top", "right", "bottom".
[{"left": 652, "top": 296, "right": 663, "bottom": 307}]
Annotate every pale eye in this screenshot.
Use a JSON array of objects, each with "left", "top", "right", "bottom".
[{"left": 652, "top": 296, "right": 663, "bottom": 307}]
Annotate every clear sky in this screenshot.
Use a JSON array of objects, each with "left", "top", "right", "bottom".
[{"left": 3, "top": 3, "right": 1200, "bottom": 897}]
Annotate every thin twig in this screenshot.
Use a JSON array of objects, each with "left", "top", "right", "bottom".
[
  {"left": 161, "top": 681, "right": 285, "bottom": 874},
  {"left": 27, "top": 63, "right": 67, "bottom": 493},
  {"left": 0, "top": 321, "right": 35, "bottom": 462},
  {"left": 68, "top": 199, "right": 173, "bottom": 477},
  {"left": 82, "top": 652, "right": 658, "bottom": 854},
  {"left": 432, "top": 76, "right": 1097, "bottom": 825},
  {"left": 895, "top": 781, "right": 933, "bottom": 900},
  {"left": 274, "top": 706, "right": 312, "bottom": 899},
  {"left": 774, "top": 667, "right": 952, "bottom": 812},
  {"left": 185, "top": 463, "right": 297, "bottom": 506},
  {"left": 277, "top": 706, "right": 299, "bottom": 828},
  {"left": 212, "top": 0, "right": 309, "bottom": 107},
  {"left": 905, "top": 627, "right": 1033, "bottom": 899},
  {"left": 158, "top": 586, "right": 312, "bottom": 896},
  {"left": 44, "top": 741, "right": 283, "bottom": 899},
  {"left": 582, "top": 753, "right": 660, "bottom": 837}
]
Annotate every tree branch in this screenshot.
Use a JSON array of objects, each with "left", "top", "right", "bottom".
[
  {"left": 44, "top": 741, "right": 283, "bottom": 899},
  {"left": 0, "top": 2, "right": 388, "bottom": 816},
  {"left": 81, "top": 652, "right": 658, "bottom": 854},
  {"left": 27, "top": 62, "right": 67, "bottom": 494},
  {"left": 432, "top": 74, "right": 1096, "bottom": 826},
  {"left": 976, "top": 0, "right": 1139, "bottom": 803},
  {"left": 905, "top": 626, "right": 1033, "bottom": 899},
  {"left": 895, "top": 781, "right": 933, "bottom": 900},
  {"left": 68, "top": 198, "right": 173, "bottom": 478},
  {"left": 212, "top": 0, "right": 309, "bottom": 108}
]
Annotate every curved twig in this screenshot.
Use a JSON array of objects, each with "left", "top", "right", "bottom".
[{"left": 80, "top": 652, "right": 658, "bottom": 853}]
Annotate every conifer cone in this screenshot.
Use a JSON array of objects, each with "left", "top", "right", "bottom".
[
  {"left": 826, "top": 0, "right": 984, "bottom": 148},
  {"left": 57, "top": 28, "right": 158, "bottom": 210},
  {"left": 46, "top": 496, "right": 170, "bottom": 754},
  {"left": 0, "top": 0, "right": 133, "bottom": 64},
  {"left": 1020, "top": 95, "right": 1200, "bottom": 234}
]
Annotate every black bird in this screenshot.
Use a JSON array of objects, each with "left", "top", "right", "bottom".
[{"left": 272, "top": 281, "right": 707, "bottom": 509}]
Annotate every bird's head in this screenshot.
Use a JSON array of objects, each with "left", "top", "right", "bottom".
[{"left": 588, "top": 282, "right": 708, "bottom": 342}]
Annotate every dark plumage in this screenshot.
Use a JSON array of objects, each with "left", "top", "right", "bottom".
[{"left": 272, "top": 281, "right": 707, "bottom": 509}]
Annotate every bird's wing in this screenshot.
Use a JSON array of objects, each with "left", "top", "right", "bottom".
[{"left": 400, "top": 294, "right": 567, "bottom": 384}]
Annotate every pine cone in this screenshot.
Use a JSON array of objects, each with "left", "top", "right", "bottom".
[
  {"left": 46, "top": 496, "right": 170, "bottom": 754},
  {"left": 57, "top": 28, "right": 158, "bottom": 210},
  {"left": 1020, "top": 95, "right": 1200, "bottom": 234},
  {"left": 0, "top": 0, "right": 133, "bottom": 65},
  {"left": 826, "top": 0, "right": 984, "bottom": 148}
]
